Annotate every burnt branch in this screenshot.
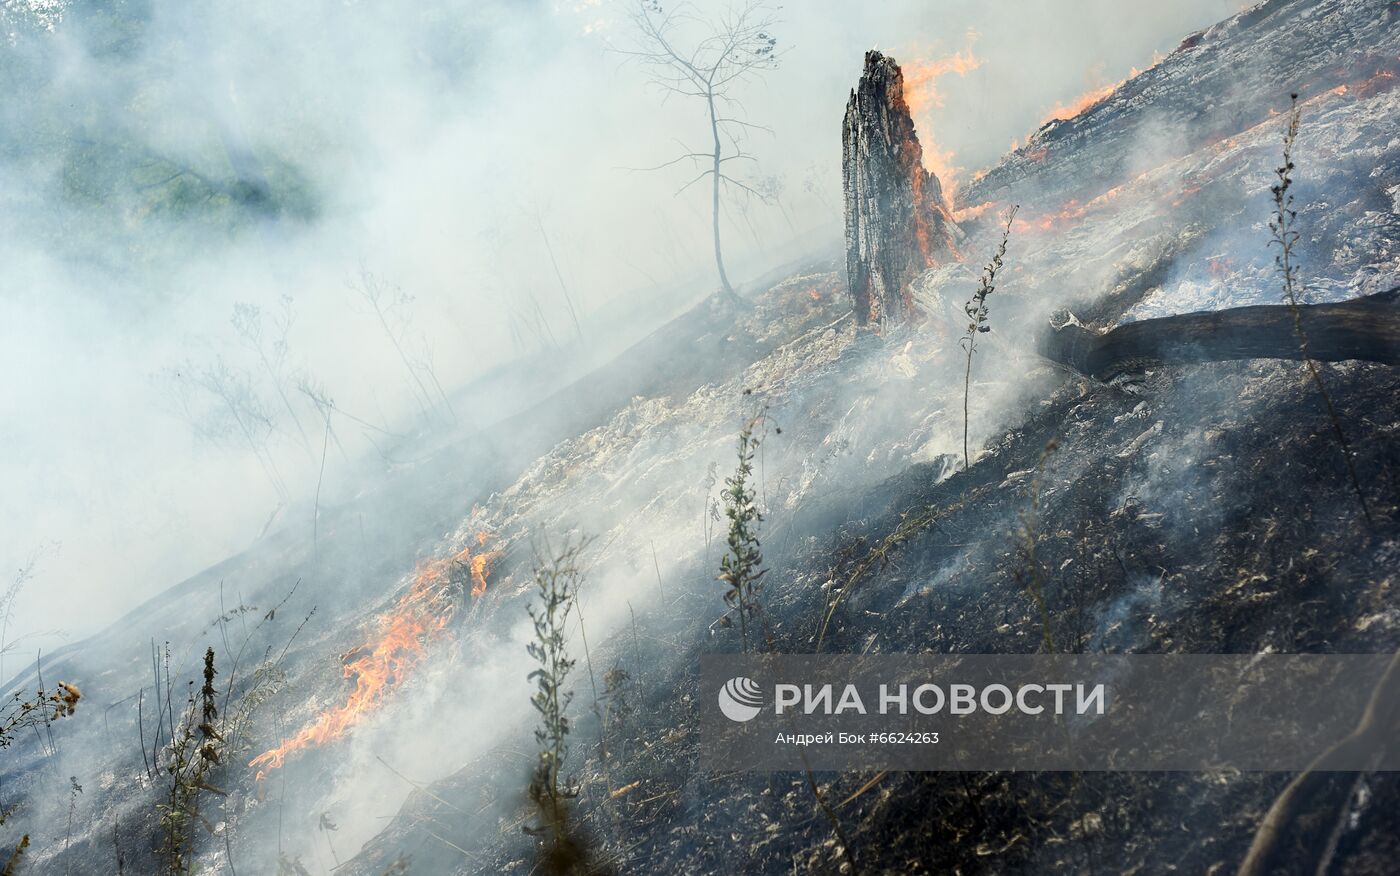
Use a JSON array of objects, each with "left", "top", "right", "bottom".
[{"left": 1237, "top": 650, "right": 1400, "bottom": 876}]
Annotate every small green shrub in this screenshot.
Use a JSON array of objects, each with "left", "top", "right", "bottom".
[
  {"left": 719, "top": 401, "right": 769, "bottom": 653},
  {"left": 525, "top": 541, "right": 590, "bottom": 874},
  {"left": 158, "top": 648, "right": 224, "bottom": 875}
]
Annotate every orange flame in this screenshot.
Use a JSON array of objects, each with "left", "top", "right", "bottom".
[
  {"left": 902, "top": 45, "right": 981, "bottom": 119},
  {"left": 1013, "top": 182, "right": 1128, "bottom": 234},
  {"left": 1034, "top": 54, "right": 1163, "bottom": 130},
  {"left": 249, "top": 533, "right": 501, "bottom": 779},
  {"left": 1038, "top": 81, "right": 1120, "bottom": 126},
  {"left": 952, "top": 200, "right": 995, "bottom": 223},
  {"left": 900, "top": 37, "right": 982, "bottom": 201},
  {"left": 999, "top": 58, "right": 1400, "bottom": 239},
  {"left": 1351, "top": 67, "right": 1397, "bottom": 99}
]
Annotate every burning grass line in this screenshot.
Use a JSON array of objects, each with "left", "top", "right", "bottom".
[{"left": 249, "top": 537, "right": 498, "bottom": 778}]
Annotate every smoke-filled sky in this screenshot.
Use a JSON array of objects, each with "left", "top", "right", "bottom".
[{"left": 0, "top": 0, "right": 1252, "bottom": 660}]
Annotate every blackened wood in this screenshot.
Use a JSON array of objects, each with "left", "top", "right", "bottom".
[
  {"left": 842, "top": 50, "right": 960, "bottom": 327},
  {"left": 1040, "top": 287, "right": 1400, "bottom": 377}
]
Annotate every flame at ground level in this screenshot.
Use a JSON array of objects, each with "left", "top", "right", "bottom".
[
  {"left": 1003, "top": 63, "right": 1400, "bottom": 237},
  {"left": 249, "top": 534, "right": 501, "bottom": 779}
]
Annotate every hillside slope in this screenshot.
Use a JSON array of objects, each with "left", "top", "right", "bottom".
[{"left": 4, "top": 0, "right": 1398, "bottom": 873}]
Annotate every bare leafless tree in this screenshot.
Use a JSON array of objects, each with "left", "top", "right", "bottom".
[
  {"left": 533, "top": 210, "right": 585, "bottom": 343},
  {"left": 162, "top": 357, "right": 288, "bottom": 499},
  {"left": 231, "top": 295, "right": 313, "bottom": 455},
  {"left": 620, "top": 0, "right": 782, "bottom": 305},
  {"left": 1, "top": 543, "right": 61, "bottom": 680},
  {"left": 752, "top": 172, "right": 795, "bottom": 230},
  {"left": 348, "top": 265, "right": 458, "bottom": 427}
]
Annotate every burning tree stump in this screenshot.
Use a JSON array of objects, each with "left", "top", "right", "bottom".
[{"left": 842, "top": 50, "right": 961, "bottom": 327}]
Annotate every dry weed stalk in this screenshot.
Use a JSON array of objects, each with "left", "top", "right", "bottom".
[
  {"left": 2, "top": 835, "right": 28, "bottom": 876},
  {"left": 1269, "top": 94, "right": 1371, "bottom": 524},
  {"left": 961, "top": 205, "right": 1018, "bottom": 470},
  {"left": 0, "top": 680, "right": 80, "bottom": 749}
]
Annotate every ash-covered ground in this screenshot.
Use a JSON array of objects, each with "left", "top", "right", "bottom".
[{"left": 4, "top": 0, "right": 1399, "bottom": 873}]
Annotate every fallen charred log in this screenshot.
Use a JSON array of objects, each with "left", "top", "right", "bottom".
[{"left": 1040, "top": 287, "right": 1400, "bottom": 378}]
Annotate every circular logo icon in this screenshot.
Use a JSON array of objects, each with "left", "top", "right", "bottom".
[{"left": 718, "top": 676, "right": 764, "bottom": 722}]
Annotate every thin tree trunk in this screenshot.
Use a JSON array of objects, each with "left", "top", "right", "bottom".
[
  {"left": 963, "top": 342, "right": 975, "bottom": 470},
  {"left": 708, "top": 90, "right": 740, "bottom": 305},
  {"left": 366, "top": 301, "right": 438, "bottom": 422},
  {"left": 256, "top": 349, "right": 312, "bottom": 455},
  {"left": 312, "top": 415, "right": 330, "bottom": 558},
  {"left": 537, "top": 217, "right": 584, "bottom": 342}
]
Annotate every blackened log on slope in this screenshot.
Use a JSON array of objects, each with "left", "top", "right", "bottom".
[
  {"left": 1040, "top": 287, "right": 1400, "bottom": 378},
  {"left": 842, "top": 50, "right": 960, "bottom": 327}
]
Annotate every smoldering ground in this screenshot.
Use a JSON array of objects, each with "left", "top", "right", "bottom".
[
  {"left": 1, "top": 0, "right": 1242, "bottom": 646},
  {"left": 2, "top": 0, "right": 1360, "bottom": 872}
]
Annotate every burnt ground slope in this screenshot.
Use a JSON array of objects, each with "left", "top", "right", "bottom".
[
  {"left": 343, "top": 350, "right": 1399, "bottom": 875},
  {"left": 336, "top": 1, "right": 1400, "bottom": 872},
  {"left": 0, "top": 257, "right": 848, "bottom": 875},
  {"left": 5, "top": 0, "right": 1398, "bottom": 873}
]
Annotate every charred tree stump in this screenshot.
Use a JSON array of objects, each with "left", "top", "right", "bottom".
[
  {"left": 842, "top": 50, "right": 960, "bottom": 327},
  {"left": 1040, "top": 287, "right": 1400, "bottom": 378}
]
